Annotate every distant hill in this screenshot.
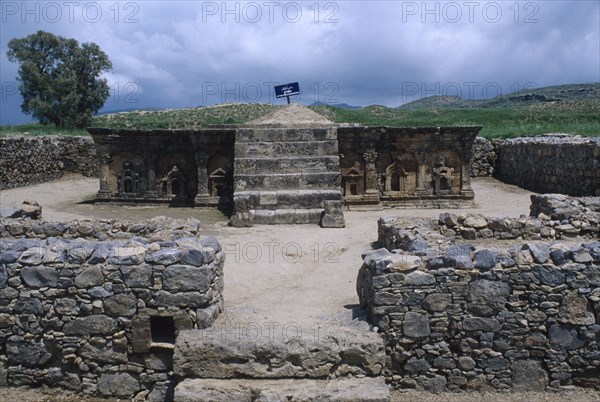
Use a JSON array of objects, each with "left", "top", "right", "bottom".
[
  {"left": 310, "top": 101, "right": 362, "bottom": 110},
  {"left": 398, "top": 82, "right": 599, "bottom": 110},
  {"left": 86, "top": 83, "right": 599, "bottom": 139}
]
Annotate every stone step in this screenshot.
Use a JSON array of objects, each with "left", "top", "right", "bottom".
[
  {"left": 235, "top": 190, "right": 342, "bottom": 210},
  {"left": 173, "top": 326, "right": 386, "bottom": 380},
  {"left": 174, "top": 377, "right": 390, "bottom": 402},
  {"left": 235, "top": 140, "right": 338, "bottom": 158},
  {"left": 234, "top": 172, "right": 341, "bottom": 191},
  {"left": 234, "top": 156, "right": 340, "bottom": 175},
  {"left": 236, "top": 127, "right": 337, "bottom": 143}
]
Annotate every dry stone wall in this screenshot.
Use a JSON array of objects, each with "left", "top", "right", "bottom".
[
  {"left": 358, "top": 241, "right": 600, "bottom": 392},
  {"left": 0, "top": 221, "right": 224, "bottom": 400},
  {"left": 470, "top": 137, "right": 501, "bottom": 177},
  {"left": 498, "top": 135, "right": 600, "bottom": 196},
  {"left": 0, "top": 136, "right": 98, "bottom": 190}
]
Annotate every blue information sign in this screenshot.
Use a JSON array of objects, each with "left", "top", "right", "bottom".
[{"left": 274, "top": 82, "right": 300, "bottom": 99}]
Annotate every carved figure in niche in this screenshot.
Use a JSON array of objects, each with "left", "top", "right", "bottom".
[
  {"left": 209, "top": 168, "right": 231, "bottom": 202},
  {"left": 117, "top": 162, "right": 143, "bottom": 197},
  {"left": 432, "top": 155, "right": 454, "bottom": 195},
  {"left": 159, "top": 163, "right": 187, "bottom": 199},
  {"left": 342, "top": 161, "right": 363, "bottom": 196},
  {"left": 384, "top": 161, "right": 407, "bottom": 193}
]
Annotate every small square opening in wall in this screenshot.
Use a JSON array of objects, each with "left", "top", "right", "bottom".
[{"left": 150, "top": 316, "right": 176, "bottom": 345}]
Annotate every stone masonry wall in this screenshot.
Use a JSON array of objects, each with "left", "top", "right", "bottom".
[
  {"left": 358, "top": 241, "right": 600, "bottom": 392},
  {"left": 379, "top": 195, "right": 599, "bottom": 248},
  {"left": 470, "top": 137, "right": 501, "bottom": 177},
  {"left": 498, "top": 135, "right": 600, "bottom": 196},
  {"left": 0, "top": 136, "right": 98, "bottom": 190},
  {"left": 0, "top": 222, "right": 224, "bottom": 400}
]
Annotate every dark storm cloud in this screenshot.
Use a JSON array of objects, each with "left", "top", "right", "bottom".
[{"left": 1, "top": 0, "right": 598, "bottom": 124}]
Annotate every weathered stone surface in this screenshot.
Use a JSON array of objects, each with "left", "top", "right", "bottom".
[
  {"left": 463, "top": 317, "right": 501, "bottom": 332},
  {"left": 149, "top": 290, "right": 210, "bottom": 307},
  {"left": 422, "top": 293, "right": 451, "bottom": 312},
  {"left": 548, "top": 324, "right": 585, "bottom": 350},
  {"left": 104, "top": 293, "right": 137, "bottom": 316},
  {"left": 18, "top": 248, "right": 45, "bottom": 265},
  {"left": 108, "top": 244, "right": 147, "bottom": 265},
  {"left": 463, "top": 215, "right": 488, "bottom": 229},
  {"left": 404, "top": 357, "right": 430, "bottom": 373},
  {"left": 511, "top": 360, "right": 548, "bottom": 391},
  {"left": 174, "top": 327, "right": 385, "bottom": 379},
  {"left": 79, "top": 341, "right": 127, "bottom": 364},
  {"left": 404, "top": 270, "right": 435, "bottom": 286},
  {"left": 532, "top": 265, "right": 565, "bottom": 286},
  {"left": 473, "top": 249, "right": 497, "bottom": 270},
  {"left": 6, "top": 338, "right": 54, "bottom": 367},
  {"left": 20, "top": 265, "right": 59, "bottom": 287},
  {"left": 63, "top": 315, "right": 117, "bottom": 335},
  {"left": 14, "top": 298, "right": 43, "bottom": 315},
  {"left": 97, "top": 373, "right": 139, "bottom": 397},
  {"left": 162, "top": 265, "right": 212, "bottom": 292},
  {"left": 403, "top": 312, "right": 430, "bottom": 337},
  {"left": 120, "top": 264, "right": 152, "bottom": 287},
  {"left": 146, "top": 248, "right": 183, "bottom": 265},
  {"left": 525, "top": 243, "right": 550, "bottom": 264},
  {"left": 467, "top": 279, "right": 510, "bottom": 317},
  {"left": 174, "top": 377, "right": 390, "bottom": 402},
  {"left": 74, "top": 265, "right": 104, "bottom": 288}
]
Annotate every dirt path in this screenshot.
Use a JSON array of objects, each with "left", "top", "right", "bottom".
[{"left": 0, "top": 175, "right": 536, "bottom": 332}]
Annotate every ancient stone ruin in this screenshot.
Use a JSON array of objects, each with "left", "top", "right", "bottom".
[{"left": 88, "top": 105, "right": 481, "bottom": 227}]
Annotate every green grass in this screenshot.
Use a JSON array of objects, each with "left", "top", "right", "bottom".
[
  {"left": 2, "top": 83, "right": 598, "bottom": 139},
  {"left": 0, "top": 123, "right": 89, "bottom": 138},
  {"left": 318, "top": 101, "right": 599, "bottom": 139}
]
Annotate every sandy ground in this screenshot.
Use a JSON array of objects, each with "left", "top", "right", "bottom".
[
  {"left": 3, "top": 176, "right": 599, "bottom": 400},
  {"left": 0, "top": 176, "right": 535, "bottom": 331}
]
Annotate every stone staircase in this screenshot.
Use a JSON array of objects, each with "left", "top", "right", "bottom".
[
  {"left": 172, "top": 325, "right": 390, "bottom": 401},
  {"left": 232, "top": 126, "right": 344, "bottom": 225}
]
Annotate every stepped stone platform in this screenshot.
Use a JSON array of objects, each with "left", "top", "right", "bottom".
[{"left": 231, "top": 106, "right": 345, "bottom": 226}]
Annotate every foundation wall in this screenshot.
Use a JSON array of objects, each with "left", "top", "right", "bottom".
[{"left": 0, "top": 223, "right": 223, "bottom": 400}]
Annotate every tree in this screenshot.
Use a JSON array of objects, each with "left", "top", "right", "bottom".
[{"left": 7, "top": 30, "right": 112, "bottom": 128}]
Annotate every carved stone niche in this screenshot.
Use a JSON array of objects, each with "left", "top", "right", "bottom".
[
  {"left": 384, "top": 162, "right": 408, "bottom": 194},
  {"left": 117, "top": 162, "right": 144, "bottom": 198},
  {"left": 209, "top": 168, "right": 231, "bottom": 202},
  {"left": 343, "top": 165, "right": 363, "bottom": 197},
  {"left": 432, "top": 155, "right": 454, "bottom": 195},
  {"left": 159, "top": 164, "right": 187, "bottom": 200}
]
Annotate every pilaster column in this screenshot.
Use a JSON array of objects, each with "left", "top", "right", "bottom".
[
  {"left": 414, "top": 152, "right": 428, "bottom": 195},
  {"left": 97, "top": 147, "right": 112, "bottom": 200},
  {"left": 460, "top": 153, "right": 475, "bottom": 196},
  {"left": 194, "top": 153, "right": 211, "bottom": 206},
  {"left": 362, "top": 152, "right": 379, "bottom": 194},
  {"left": 144, "top": 150, "right": 158, "bottom": 198}
]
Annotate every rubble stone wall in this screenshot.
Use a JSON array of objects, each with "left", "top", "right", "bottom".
[
  {"left": 358, "top": 241, "right": 600, "bottom": 392},
  {"left": 498, "top": 135, "right": 600, "bottom": 196},
  {"left": 470, "top": 137, "right": 501, "bottom": 177},
  {"left": 0, "top": 136, "right": 98, "bottom": 190},
  {"left": 0, "top": 224, "right": 224, "bottom": 400}
]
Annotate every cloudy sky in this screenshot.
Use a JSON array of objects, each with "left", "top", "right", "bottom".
[{"left": 1, "top": 0, "right": 599, "bottom": 124}]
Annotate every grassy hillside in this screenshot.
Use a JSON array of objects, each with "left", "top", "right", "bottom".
[{"left": 1, "top": 83, "right": 598, "bottom": 139}]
